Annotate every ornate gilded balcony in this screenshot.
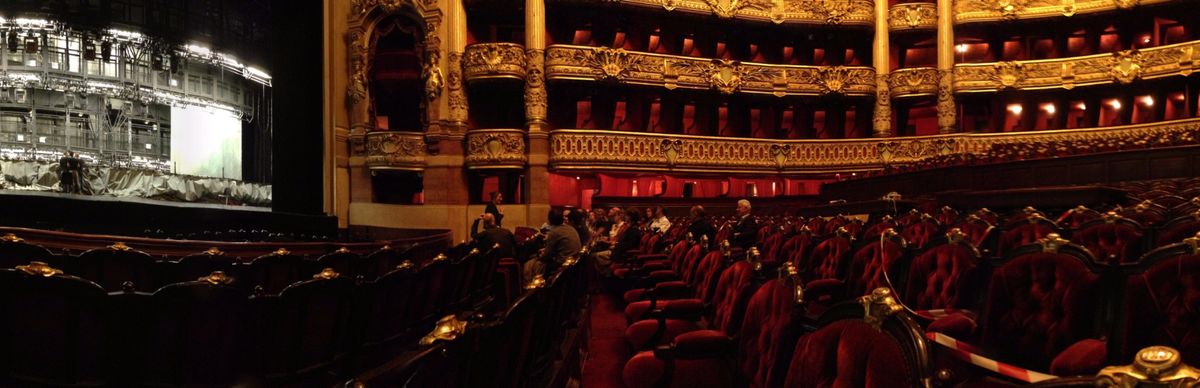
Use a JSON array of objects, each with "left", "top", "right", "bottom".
[
  {"left": 465, "top": 129, "right": 528, "bottom": 169},
  {"left": 953, "top": 40, "right": 1200, "bottom": 93},
  {"left": 549, "top": 118, "right": 1200, "bottom": 173},
  {"left": 364, "top": 131, "right": 426, "bottom": 170},
  {"left": 954, "top": 0, "right": 1176, "bottom": 24},
  {"left": 547, "top": 0, "right": 874, "bottom": 26},
  {"left": 889, "top": 3, "right": 937, "bottom": 31},
  {"left": 463, "top": 43, "right": 528, "bottom": 82},
  {"left": 545, "top": 45, "right": 877, "bottom": 97},
  {"left": 888, "top": 67, "right": 939, "bottom": 98}
]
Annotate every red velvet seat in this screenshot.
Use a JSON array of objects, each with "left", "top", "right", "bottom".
[
  {"left": 782, "top": 230, "right": 815, "bottom": 269},
  {"left": 972, "top": 208, "right": 1000, "bottom": 225},
  {"left": 136, "top": 274, "right": 248, "bottom": 387},
  {"left": 1156, "top": 211, "right": 1200, "bottom": 247},
  {"left": 997, "top": 215, "right": 1059, "bottom": 256},
  {"left": 1072, "top": 215, "right": 1146, "bottom": 265},
  {"left": 861, "top": 216, "right": 896, "bottom": 239},
  {"left": 843, "top": 230, "right": 908, "bottom": 299},
  {"left": 1116, "top": 201, "right": 1167, "bottom": 227},
  {"left": 709, "top": 260, "right": 759, "bottom": 334},
  {"left": 978, "top": 235, "right": 1106, "bottom": 375},
  {"left": 0, "top": 234, "right": 56, "bottom": 272},
  {"left": 1056, "top": 205, "right": 1102, "bottom": 230},
  {"left": 953, "top": 216, "right": 995, "bottom": 255},
  {"left": 75, "top": 242, "right": 161, "bottom": 292},
  {"left": 245, "top": 270, "right": 356, "bottom": 383},
  {"left": 759, "top": 232, "right": 785, "bottom": 267},
  {"left": 900, "top": 216, "right": 940, "bottom": 250},
  {"left": 738, "top": 274, "right": 803, "bottom": 388},
  {"left": 622, "top": 330, "right": 735, "bottom": 388},
  {"left": 903, "top": 229, "right": 984, "bottom": 338},
  {"left": 935, "top": 206, "right": 961, "bottom": 226},
  {"left": 241, "top": 249, "right": 306, "bottom": 295},
  {"left": 1118, "top": 232, "right": 1200, "bottom": 366},
  {"left": 800, "top": 230, "right": 853, "bottom": 286}
]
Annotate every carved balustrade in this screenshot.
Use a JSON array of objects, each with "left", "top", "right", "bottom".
[
  {"left": 364, "top": 131, "right": 427, "bottom": 170},
  {"left": 545, "top": 45, "right": 877, "bottom": 97},
  {"left": 465, "top": 129, "right": 528, "bottom": 169},
  {"left": 549, "top": 117, "right": 1200, "bottom": 173},
  {"left": 953, "top": 40, "right": 1200, "bottom": 93},
  {"left": 547, "top": 0, "right": 874, "bottom": 26},
  {"left": 463, "top": 43, "right": 528, "bottom": 81},
  {"left": 889, "top": 67, "right": 940, "bottom": 98},
  {"left": 954, "top": 0, "right": 1177, "bottom": 23},
  {"left": 888, "top": 3, "right": 937, "bottom": 31}
]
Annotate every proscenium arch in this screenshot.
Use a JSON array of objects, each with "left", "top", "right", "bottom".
[{"left": 347, "top": 0, "right": 444, "bottom": 135}]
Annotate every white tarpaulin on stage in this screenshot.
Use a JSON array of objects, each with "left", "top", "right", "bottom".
[{"left": 0, "top": 160, "right": 271, "bottom": 206}]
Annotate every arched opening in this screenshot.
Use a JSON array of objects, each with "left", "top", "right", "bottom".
[{"left": 370, "top": 16, "right": 426, "bottom": 132}]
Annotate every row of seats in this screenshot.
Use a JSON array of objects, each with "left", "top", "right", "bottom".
[
  {"left": 0, "top": 241, "right": 504, "bottom": 387},
  {"left": 607, "top": 197, "right": 1200, "bottom": 386}
]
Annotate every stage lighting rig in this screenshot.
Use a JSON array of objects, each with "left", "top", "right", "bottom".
[{"left": 6, "top": 31, "right": 18, "bottom": 53}]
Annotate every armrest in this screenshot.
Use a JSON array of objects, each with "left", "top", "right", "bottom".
[
  {"left": 635, "top": 254, "right": 669, "bottom": 262},
  {"left": 803, "top": 278, "right": 844, "bottom": 303},
  {"left": 1050, "top": 339, "right": 1107, "bottom": 376},
  {"left": 653, "top": 330, "right": 733, "bottom": 360}
]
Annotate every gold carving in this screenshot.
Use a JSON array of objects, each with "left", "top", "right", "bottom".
[
  {"left": 955, "top": 0, "right": 1171, "bottom": 23},
  {"left": 1038, "top": 233, "right": 1070, "bottom": 253},
  {"left": 466, "top": 130, "right": 528, "bottom": 168},
  {"left": 463, "top": 43, "right": 528, "bottom": 81},
  {"left": 347, "top": 0, "right": 443, "bottom": 137},
  {"left": 433, "top": 253, "right": 448, "bottom": 262},
  {"left": 109, "top": 242, "right": 132, "bottom": 251},
  {"left": 1098, "top": 346, "right": 1200, "bottom": 387},
  {"left": 549, "top": 117, "right": 1200, "bottom": 174},
  {"left": 274, "top": 248, "right": 291, "bottom": 256},
  {"left": 946, "top": 228, "right": 967, "bottom": 244},
  {"left": 992, "top": 61, "right": 1026, "bottom": 89},
  {"left": 889, "top": 3, "right": 937, "bottom": 30},
  {"left": 446, "top": 52, "right": 467, "bottom": 123},
  {"left": 1110, "top": 49, "right": 1144, "bottom": 84},
  {"left": 198, "top": 271, "right": 234, "bottom": 285},
  {"left": 347, "top": 30, "right": 370, "bottom": 104},
  {"left": 336, "top": 247, "right": 351, "bottom": 254},
  {"left": 313, "top": 268, "right": 341, "bottom": 280},
  {"left": 525, "top": 49, "right": 547, "bottom": 124},
  {"left": 661, "top": 139, "right": 683, "bottom": 167},
  {"left": 859, "top": 287, "right": 905, "bottom": 329},
  {"left": 888, "top": 67, "right": 939, "bottom": 98},
  {"left": 936, "top": 69, "right": 956, "bottom": 133},
  {"left": 364, "top": 131, "right": 427, "bottom": 170},
  {"left": 874, "top": 74, "right": 892, "bottom": 136},
  {"left": 419, "top": 314, "right": 469, "bottom": 345},
  {"left": 546, "top": 45, "right": 876, "bottom": 97},
  {"left": 205, "top": 247, "right": 224, "bottom": 256},
  {"left": 526, "top": 273, "right": 547, "bottom": 289},
  {"left": 1, "top": 233, "right": 23, "bottom": 243},
  {"left": 1184, "top": 232, "right": 1200, "bottom": 255},
  {"left": 550, "top": 0, "right": 873, "bottom": 26},
  {"left": 397, "top": 260, "right": 415, "bottom": 270},
  {"left": 770, "top": 144, "right": 790, "bottom": 169},
  {"left": 16, "top": 261, "right": 62, "bottom": 277}
]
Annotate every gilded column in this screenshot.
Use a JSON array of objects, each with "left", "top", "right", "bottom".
[
  {"left": 935, "top": 0, "right": 957, "bottom": 133},
  {"left": 525, "top": 0, "right": 550, "bottom": 223},
  {"left": 872, "top": 0, "right": 892, "bottom": 137},
  {"left": 445, "top": 0, "right": 469, "bottom": 130}
]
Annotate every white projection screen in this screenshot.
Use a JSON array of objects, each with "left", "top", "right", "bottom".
[{"left": 170, "top": 105, "right": 242, "bottom": 180}]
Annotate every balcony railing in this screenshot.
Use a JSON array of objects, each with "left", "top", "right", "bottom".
[
  {"left": 954, "top": 0, "right": 1176, "bottom": 24},
  {"left": 549, "top": 117, "right": 1200, "bottom": 173},
  {"left": 953, "top": 39, "right": 1200, "bottom": 93},
  {"left": 465, "top": 129, "right": 528, "bottom": 169},
  {"left": 364, "top": 131, "right": 426, "bottom": 170},
  {"left": 889, "top": 3, "right": 937, "bottom": 31},
  {"left": 547, "top": 0, "right": 874, "bottom": 26},
  {"left": 545, "top": 45, "right": 877, "bottom": 97},
  {"left": 463, "top": 43, "right": 528, "bottom": 82},
  {"left": 888, "top": 67, "right": 939, "bottom": 98}
]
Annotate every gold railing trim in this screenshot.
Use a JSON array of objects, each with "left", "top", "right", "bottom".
[
  {"left": 546, "top": 0, "right": 875, "bottom": 26},
  {"left": 466, "top": 129, "right": 529, "bottom": 169},
  {"left": 198, "top": 271, "right": 235, "bottom": 285},
  {"left": 418, "top": 314, "right": 469, "bottom": 345},
  {"left": 888, "top": 3, "right": 937, "bottom": 31},
  {"left": 463, "top": 42, "right": 528, "bottom": 81},
  {"left": 1, "top": 233, "right": 24, "bottom": 243},
  {"left": 363, "top": 131, "right": 427, "bottom": 170},
  {"left": 313, "top": 267, "right": 341, "bottom": 280},
  {"left": 955, "top": 0, "right": 1177, "bottom": 24},
  {"left": 16, "top": 261, "right": 62, "bottom": 277},
  {"left": 889, "top": 67, "right": 940, "bottom": 98}
]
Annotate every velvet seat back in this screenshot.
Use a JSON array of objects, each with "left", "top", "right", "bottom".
[
  {"left": 139, "top": 279, "right": 248, "bottom": 386},
  {"left": 760, "top": 233, "right": 785, "bottom": 266},
  {"left": 901, "top": 220, "right": 939, "bottom": 250},
  {"left": 998, "top": 222, "right": 1057, "bottom": 256},
  {"left": 0, "top": 238, "right": 55, "bottom": 271},
  {"left": 782, "top": 234, "right": 814, "bottom": 269},
  {"left": 1073, "top": 221, "right": 1145, "bottom": 265},
  {"left": 1156, "top": 216, "right": 1200, "bottom": 247},
  {"left": 803, "top": 236, "right": 852, "bottom": 283},
  {"left": 980, "top": 251, "right": 1101, "bottom": 371},
  {"left": 1121, "top": 252, "right": 1200, "bottom": 365},
  {"left": 75, "top": 246, "right": 160, "bottom": 292},
  {"left": 694, "top": 251, "right": 728, "bottom": 304},
  {"left": 904, "top": 242, "right": 980, "bottom": 310},
  {"left": 710, "top": 260, "right": 757, "bottom": 334},
  {"left": 845, "top": 239, "right": 907, "bottom": 298},
  {"left": 246, "top": 274, "right": 356, "bottom": 378},
  {"left": 0, "top": 268, "right": 109, "bottom": 386},
  {"left": 737, "top": 279, "right": 799, "bottom": 388},
  {"left": 783, "top": 320, "right": 912, "bottom": 388}
]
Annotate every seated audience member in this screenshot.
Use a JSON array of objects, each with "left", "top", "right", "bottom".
[
  {"left": 524, "top": 210, "right": 581, "bottom": 282},
  {"left": 648, "top": 206, "right": 671, "bottom": 233},
  {"left": 569, "top": 209, "right": 591, "bottom": 247},
  {"left": 472, "top": 213, "right": 517, "bottom": 260},
  {"left": 485, "top": 191, "right": 504, "bottom": 227},
  {"left": 590, "top": 209, "right": 612, "bottom": 241},
  {"left": 732, "top": 199, "right": 758, "bottom": 250},
  {"left": 688, "top": 205, "right": 717, "bottom": 247},
  {"left": 592, "top": 209, "right": 643, "bottom": 276}
]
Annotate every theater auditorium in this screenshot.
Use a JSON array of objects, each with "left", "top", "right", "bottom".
[{"left": 0, "top": 0, "right": 1198, "bottom": 386}]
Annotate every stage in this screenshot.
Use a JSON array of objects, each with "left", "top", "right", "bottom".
[{"left": 0, "top": 190, "right": 336, "bottom": 240}]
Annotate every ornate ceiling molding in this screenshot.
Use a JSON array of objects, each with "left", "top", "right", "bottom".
[
  {"left": 888, "top": 3, "right": 937, "bottom": 31},
  {"left": 547, "top": 0, "right": 874, "bottom": 27},
  {"left": 953, "top": 40, "right": 1200, "bottom": 93},
  {"left": 545, "top": 45, "right": 876, "bottom": 97},
  {"left": 549, "top": 117, "right": 1200, "bottom": 173},
  {"left": 888, "top": 67, "right": 940, "bottom": 98},
  {"left": 463, "top": 43, "right": 528, "bottom": 82},
  {"left": 364, "top": 131, "right": 427, "bottom": 170},
  {"left": 954, "top": 0, "right": 1176, "bottom": 24},
  {"left": 465, "top": 129, "right": 528, "bottom": 169}
]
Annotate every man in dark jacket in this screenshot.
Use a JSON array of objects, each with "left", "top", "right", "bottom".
[
  {"left": 524, "top": 209, "right": 580, "bottom": 282},
  {"left": 687, "top": 205, "right": 717, "bottom": 249},
  {"left": 593, "top": 209, "right": 642, "bottom": 276},
  {"left": 472, "top": 213, "right": 517, "bottom": 260},
  {"left": 731, "top": 199, "right": 758, "bottom": 250}
]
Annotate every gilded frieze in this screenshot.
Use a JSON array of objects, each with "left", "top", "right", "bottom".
[
  {"left": 954, "top": 0, "right": 1175, "bottom": 24},
  {"left": 545, "top": 45, "right": 876, "bottom": 97},
  {"left": 547, "top": 0, "right": 874, "bottom": 26},
  {"left": 364, "top": 131, "right": 427, "bottom": 170},
  {"left": 953, "top": 40, "right": 1200, "bottom": 93},
  {"left": 463, "top": 43, "right": 528, "bottom": 81},
  {"left": 888, "top": 67, "right": 939, "bottom": 98},
  {"left": 888, "top": 3, "right": 937, "bottom": 31},
  {"left": 466, "top": 130, "right": 528, "bottom": 168},
  {"left": 549, "top": 118, "right": 1200, "bottom": 173}
]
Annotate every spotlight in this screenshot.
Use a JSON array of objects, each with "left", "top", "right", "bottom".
[
  {"left": 1007, "top": 104, "right": 1023, "bottom": 115},
  {"left": 1141, "top": 96, "right": 1154, "bottom": 107},
  {"left": 101, "top": 41, "right": 112, "bottom": 62},
  {"left": 1076, "top": 102, "right": 1087, "bottom": 111},
  {"left": 1041, "top": 103, "right": 1056, "bottom": 114},
  {"left": 1108, "top": 100, "right": 1122, "bottom": 110},
  {"left": 955, "top": 43, "right": 968, "bottom": 53}
]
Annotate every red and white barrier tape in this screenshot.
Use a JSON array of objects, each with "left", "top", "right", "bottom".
[{"left": 926, "top": 332, "right": 1057, "bottom": 383}]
